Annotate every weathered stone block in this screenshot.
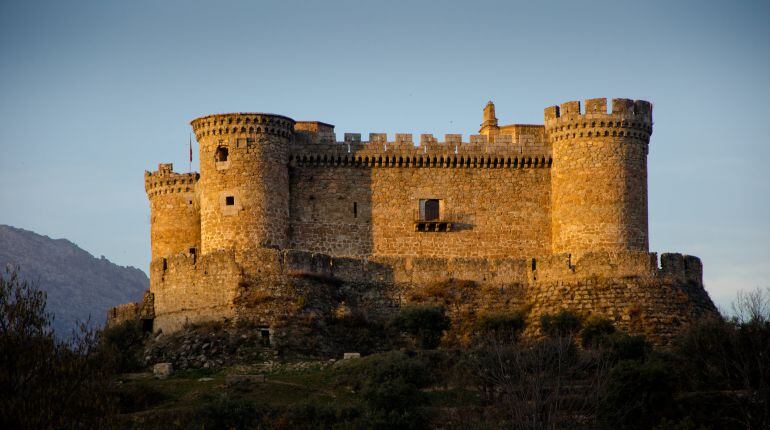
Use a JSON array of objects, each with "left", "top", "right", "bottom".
[{"left": 153, "top": 362, "right": 173, "bottom": 379}]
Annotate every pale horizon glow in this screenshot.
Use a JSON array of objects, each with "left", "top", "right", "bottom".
[{"left": 1, "top": 0, "right": 768, "bottom": 310}]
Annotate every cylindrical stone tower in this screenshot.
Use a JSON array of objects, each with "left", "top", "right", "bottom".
[
  {"left": 191, "top": 113, "right": 295, "bottom": 258},
  {"left": 545, "top": 98, "right": 653, "bottom": 257},
  {"left": 144, "top": 163, "right": 201, "bottom": 261}
]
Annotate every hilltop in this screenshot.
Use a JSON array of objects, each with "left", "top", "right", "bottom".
[{"left": 0, "top": 224, "right": 148, "bottom": 334}]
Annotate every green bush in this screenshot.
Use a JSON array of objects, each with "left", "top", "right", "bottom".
[
  {"left": 580, "top": 316, "right": 616, "bottom": 348},
  {"left": 280, "top": 403, "right": 361, "bottom": 429},
  {"left": 101, "top": 319, "right": 146, "bottom": 372},
  {"left": 599, "top": 358, "right": 676, "bottom": 430},
  {"left": 389, "top": 305, "right": 450, "bottom": 349},
  {"left": 670, "top": 311, "right": 770, "bottom": 429},
  {"left": 337, "top": 351, "right": 434, "bottom": 389},
  {"left": 604, "top": 332, "right": 650, "bottom": 362},
  {"left": 196, "top": 394, "right": 271, "bottom": 430},
  {"left": 0, "top": 267, "right": 117, "bottom": 429},
  {"left": 475, "top": 311, "right": 526, "bottom": 344},
  {"left": 336, "top": 351, "right": 434, "bottom": 428},
  {"left": 361, "top": 378, "right": 428, "bottom": 429},
  {"left": 326, "top": 313, "right": 390, "bottom": 355},
  {"left": 114, "top": 382, "right": 168, "bottom": 413},
  {"left": 540, "top": 310, "right": 582, "bottom": 338}
]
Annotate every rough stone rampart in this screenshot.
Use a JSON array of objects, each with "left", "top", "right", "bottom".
[
  {"left": 106, "top": 302, "right": 139, "bottom": 328},
  {"left": 149, "top": 250, "right": 243, "bottom": 333},
  {"left": 143, "top": 245, "right": 716, "bottom": 344}
]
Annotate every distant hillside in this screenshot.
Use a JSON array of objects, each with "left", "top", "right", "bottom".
[{"left": 0, "top": 225, "right": 148, "bottom": 334}]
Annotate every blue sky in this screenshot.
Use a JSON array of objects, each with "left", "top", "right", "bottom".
[{"left": 1, "top": 0, "right": 768, "bottom": 309}]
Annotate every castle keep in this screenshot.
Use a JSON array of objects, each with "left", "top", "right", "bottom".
[{"left": 111, "top": 98, "right": 717, "bottom": 344}]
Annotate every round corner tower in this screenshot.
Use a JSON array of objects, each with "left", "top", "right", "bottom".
[
  {"left": 144, "top": 163, "right": 201, "bottom": 261},
  {"left": 191, "top": 113, "right": 295, "bottom": 258},
  {"left": 545, "top": 98, "right": 653, "bottom": 257}
]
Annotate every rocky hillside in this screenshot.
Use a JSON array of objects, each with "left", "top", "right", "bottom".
[{"left": 0, "top": 225, "right": 148, "bottom": 334}]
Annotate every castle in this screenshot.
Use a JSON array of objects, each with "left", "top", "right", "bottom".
[{"left": 109, "top": 98, "right": 717, "bottom": 345}]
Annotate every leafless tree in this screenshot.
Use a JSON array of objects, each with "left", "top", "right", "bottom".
[{"left": 465, "top": 335, "right": 610, "bottom": 429}]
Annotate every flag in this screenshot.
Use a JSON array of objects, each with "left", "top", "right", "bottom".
[{"left": 189, "top": 134, "right": 193, "bottom": 163}]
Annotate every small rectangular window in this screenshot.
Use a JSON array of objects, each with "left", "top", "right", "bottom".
[
  {"left": 424, "top": 199, "right": 440, "bottom": 221},
  {"left": 353, "top": 202, "right": 358, "bottom": 218},
  {"left": 226, "top": 196, "right": 235, "bottom": 206}
]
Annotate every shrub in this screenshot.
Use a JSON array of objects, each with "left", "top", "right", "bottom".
[
  {"left": 580, "top": 316, "right": 616, "bottom": 348},
  {"left": 196, "top": 394, "right": 270, "bottom": 429},
  {"left": 114, "top": 382, "right": 168, "bottom": 413},
  {"left": 336, "top": 351, "right": 432, "bottom": 429},
  {"left": 599, "top": 358, "right": 677, "bottom": 430},
  {"left": 101, "top": 319, "right": 146, "bottom": 372},
  {"left": 0, "top": 266, "right": 117, "bottom": 429},
  {"left": 475, "top": 311, "right": 526, "bottom": 344},
  {"left": 604, "top": 332, "right": 650, "bottom": 362},
  {"left": 671, "top": 308, "right": 770, "bottom": 429},
  {"left": 540, "top": 310, "right": 582, "bottom": 338},
  {"left": 336, "top": 351, "right": 434, "bottom": 389},
  {"left": 280, "top": 403, "right": 361, "bottom": 429},
  {"left": 326, "top": 313, "right": 390, "bottom": 355},
  {"left": 464, "top": 336, "right": 598, "bottom": 429},
  {"left": 389, "top": 305, "right": 450, "bottom": 349}
]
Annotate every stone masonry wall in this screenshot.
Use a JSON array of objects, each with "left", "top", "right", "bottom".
[
  {"left": 144, "top": 163, "right": 200, "bottom": 260},
  {"left": 270, "top": 250, "right": 716, "bottom": 345},
  {"left": 143, "top": 246, "right": 716, "bottom": 345},
  {"left": 547, "top": 98, "right": 652, "bottom": 257},
  {"left": 192, "top": 113, "right": 294, "bottom": 258},
  {"left": 106, "top": 302, "right": 139, "bottom": 328},
  {"left": 149, "top": 250, "right": 243, "bottom": 333},
  {"left": 288, "top": 166, "right": 373, "bottom": 256},
  {"left": 288, "top": 130, "right": 552, "bottom": 259}
]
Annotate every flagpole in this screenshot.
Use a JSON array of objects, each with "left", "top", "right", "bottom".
[{"left": 189, "top": 133, "right": 192, "bottom": 173}]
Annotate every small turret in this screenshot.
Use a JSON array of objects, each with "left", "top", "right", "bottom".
[
  {"left": 144, "top": 163, "right": 201, "bottom": 261},
  {"left": 479, "top": 100, "right": 500, "bottom": 139}
]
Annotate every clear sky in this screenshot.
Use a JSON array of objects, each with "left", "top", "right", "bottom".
[{"left": 1, "top": 0, "right": 768, "bottom": 309}]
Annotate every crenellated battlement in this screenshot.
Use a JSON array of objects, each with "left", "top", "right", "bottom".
[
  {"left": 298, "top": 126, "right": 546, "bottom": 146},
  {"left": 544, "top": 98, "right": 653, "bottom": 143},
  {"left": 289, "top": 151, "right": 551, "bottom": 169},
  {"left": 190, "top": 112, "right": 295, "bottom": 141},
  {"left": 144, "top": 163, "right": 199, "bottom": 198}
]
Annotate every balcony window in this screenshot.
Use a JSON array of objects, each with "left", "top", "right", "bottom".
[{"left": 416, "top": 199, "right": 454, "bottom": 232}]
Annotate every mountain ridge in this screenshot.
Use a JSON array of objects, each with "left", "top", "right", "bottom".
[{"left": 0, "top": 224, "right": 148, "bottom": 334}]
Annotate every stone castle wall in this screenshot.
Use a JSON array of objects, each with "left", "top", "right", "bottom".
[
  {"left": 106, "top": 97, "right": 719, "bottom": 346},
  {"left": 148, "top": 250, "right": 243, "bottom": 333},
  {"left": 120, "top": 249, "right": 715, "bottom": 345},
  {"left": 288, "top": 161, "right": 552, "bottom": 259}
]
